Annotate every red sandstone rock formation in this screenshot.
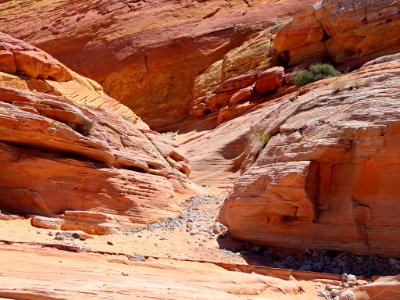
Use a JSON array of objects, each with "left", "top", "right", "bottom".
[
  {"left": 219, "top": 53, "right": 400, "bottom": 257},
  {"left": 342, "top": 275, "right": 400, "bottom": 300},
  {"left": 0, "top": 0, "right": 315, "bottom": 130},
  {"left": 274, "top": 0, "right": 400, "bottom": 66},
  {"left": 0, "top": 32, "right": 193, "bottom": 234},
  {"left": 0, "top": 243, "right": 310, "bottom": 300}
]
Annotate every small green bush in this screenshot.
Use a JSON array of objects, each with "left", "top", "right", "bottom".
[
  {"left": 79, "top": 119, "right": 94, "bottom": 135},
  {"left": 293, "top": 64, "right": 341, "bottom": 88}
]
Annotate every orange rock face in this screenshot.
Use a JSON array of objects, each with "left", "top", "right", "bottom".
[
  {"left": 0, "top": 243, "right": 312, "bottom": 300},
  {"left": 274, "top": 0, "right": 400, "bottom": 66},
  {"left": 342, "top": 275, "right": 400, "bottom": 300},
  {"left": 219, "top": 53, "right": 400, "bottom": 256},
  {"left": 0, "top": 33, "right": 193, "bottom": 234},
  {"left": 0, "top": 0, "right": 315, "bottom": 130}
]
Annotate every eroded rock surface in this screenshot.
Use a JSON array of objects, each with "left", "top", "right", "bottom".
[
  {"left": 0, "top": 33, "right": 193, "bottom": 234},
  {"left": 0, "top": 243, "right": 313, "bottom": 300},
  {"left": 220, "top": 53, "right": 400, "bottom": 256},
  {"left": 0, "top": 0, "right": 315, "bottom": 130},
  {"left": 274, "top": 0, "right": 400, "bottom": 66}
]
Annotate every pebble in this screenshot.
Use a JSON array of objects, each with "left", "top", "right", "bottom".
[
  {"left": 107, "top": 241, "right": 114, "bottom": 246},
  {"left": 82, "top": 246, "right": 92, "bottom": 252},
  {"left": 340, "top": 290, "right": 356, "bottom": 300}
]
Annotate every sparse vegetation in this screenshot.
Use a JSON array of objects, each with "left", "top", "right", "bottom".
[
  {"left": 293, "top": 64, "right": 341, "bottom": 88},
  {"left": 250, "top": 132, "right": 270, "bottom": 150},
  {"left": 79, "top": 119, "right": 94, "bottom": 135}
]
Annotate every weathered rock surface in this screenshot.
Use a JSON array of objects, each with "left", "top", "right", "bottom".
[
  {"left": 0, "top": 243, "right": 318, "bottom": 300},
  {"left": 0, "top": 33, "right": 193, "bottom": 234},
  {"left": 0, "top": 0, "right": 315, "bottom": 130},
  {"left": 220, "top": 53, "right": 400, "bottom": 256},
  {"left": 342, "top": 275, "right": 400, "bottom": 300},
  {"left": 274, "top": 0, "right": 400, "bottom": 66}
]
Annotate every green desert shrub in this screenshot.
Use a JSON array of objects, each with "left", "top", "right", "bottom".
[{"left": 293, "top": 64, "right": 341, "bottom": 88}]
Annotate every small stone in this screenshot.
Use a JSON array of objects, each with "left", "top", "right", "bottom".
[
  {"left": 36, "top": 231, "right": 41, "bottom": 234},
  {"left": 325, "top": 284, "right": 335, "bottom": 291},
  {"left": 54, "top": 235, "right": 65, "bottom": 241},
  {"left": 340, "top": 290, "right": 356, "bottom": 300},
  {"left": 107, "top": 241, "right": 114, "bottom": 246},
  {"left": 331, "top": 288, "right": 340, "bottom": 297},
  {"left": 82, "top": 246, "right": 92, "bottom": 252},
  {"left": 347, "top": 274, "right": 357, "bottom": 286},
  {"left": 127, "top": 254, "right": 146, "bottom": 262},
  {"left": 48, "top": 232, "right": 53, "bottom": 236},
  {"left": 72, "top": 233, "right": 80, "bottom": 239}
]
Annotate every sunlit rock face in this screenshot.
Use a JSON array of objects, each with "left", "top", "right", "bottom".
[{"left": 220, "top": 53, "right": 400, "bottom": 257}]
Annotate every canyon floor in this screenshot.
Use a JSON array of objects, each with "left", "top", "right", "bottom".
[{"left": 0, "top": 192, "right": 334, "bottom": 300}]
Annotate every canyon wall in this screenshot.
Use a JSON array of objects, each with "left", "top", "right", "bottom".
[
  {"left": 274, "top": 0, "right": 400, "bottom": 66},
  {"left": 220, "top": 53, "right": 400, "bottom": 256},
  {"left": 0, "top": 32, "right": 193, "bottom": 234},
  {"left": 0, "top": 0, "right": 316, "bottom": 130}
]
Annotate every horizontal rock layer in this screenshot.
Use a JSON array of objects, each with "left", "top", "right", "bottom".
[
  {"left": 220, "top": 53, "right": 400, "bottom": 256},
  {"left": 0, "top": 33, "right": 193, "bottom": 234}
]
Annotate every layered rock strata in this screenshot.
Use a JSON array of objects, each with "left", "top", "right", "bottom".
[
  {"left": 0, "top": 33, "right": 192, "bottom": 234},
  {"left": 0, "top": 0, "right": 315, "bottom": 129},
  {"left": 220, "top": 53, "right": 400, "bottom": 256},
  {"left": 274, "top": 0, "right": 400, "bottom": 66}
]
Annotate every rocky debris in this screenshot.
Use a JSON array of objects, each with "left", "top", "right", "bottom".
[
  {"left": 127, "top": 253, "right": 146, "bottom": 262},
  {"left": 238, "top": 245, "right": 400, "bottom": 277},
  {"left": 0, "top": 33, "right": 194, "bottom": 234},
  {"left": 130, "top": 195, "right": 227, "bottom": 240},
  {"left": 274, "top": 0, "right": 400, "bottom": 66},
  {"left": 219, "top": 53, "right": 400, "bottom": 256}
]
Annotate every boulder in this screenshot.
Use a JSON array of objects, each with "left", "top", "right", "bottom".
[
  {"left": 254, "top": 66, "right": 284, "bottom": 95},
  {"left": 229, "top": 86, "right": 254, "bottom": 105}
]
